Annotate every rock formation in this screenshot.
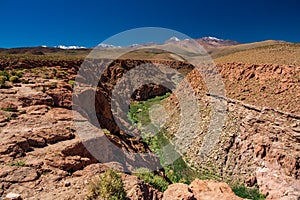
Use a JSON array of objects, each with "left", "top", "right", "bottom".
[{"left": 0, "top": 57, "right": 299, "bottom": 199}]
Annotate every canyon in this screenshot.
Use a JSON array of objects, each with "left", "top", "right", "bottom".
[{"left": 0, "top": 51, "right": 299, "bottom": 200}]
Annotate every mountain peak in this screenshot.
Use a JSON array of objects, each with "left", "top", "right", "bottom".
[
  {"left": 202, "top": 36, "right": 222, "bottom": 41},
  {"left": 166, "top": 36, "right": 181, "bottom": 43},
  {"left": 55, "top": 45, "right": 86, "bottom": 50}
]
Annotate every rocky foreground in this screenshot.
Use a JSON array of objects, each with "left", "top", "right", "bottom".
[{"left": 0, "top": 58, "right": 299, "bottom": 199}]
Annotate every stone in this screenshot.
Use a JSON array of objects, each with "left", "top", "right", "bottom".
[
  {"left": 162, "top": 183, "right": 194, "bottom": 200},
  {"left": 0, "top": 166, "right": 39, "bottom": 183},
  {"left": 46, "top": 87, "right": 72, "bottom": 108},
  {"left": 64, "top": 181, "right": 71, "bottom": 187},
  {"left": 4, "top": 193, "right": 22, "bottom": 200},
  {"left": 123, "top": 174, "right": 163, "bottom": 200},
  {"left": 189, "top": 179, "right": 243, "bottom": 200}
]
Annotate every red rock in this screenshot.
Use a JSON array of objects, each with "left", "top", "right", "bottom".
[
  {"left": 189, "top": 179, "right": 243, "bottom": 200},
  {"left": 122, "top": 174, "right": 163, "bottom": 200},
  {"left": 162, "top": 183, "right": 194, "bottom": 200}
]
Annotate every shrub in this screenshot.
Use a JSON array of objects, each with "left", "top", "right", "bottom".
[
  {"left": 0, "top": 71, "right": 10, "bottom": 79},
  {"left": 9, "top": 76, "right": 20, "bottom": 83},
  {"left": 0, "top": 75, "right": 7, "bottom": 88},
  {"left": 87, "top": 169, "right": 126, "bottom": 200},
  {"left": 232, "top": 184, "right": 267, "bottom": 200},
  {"left": 41, "top": 87, "right": 46, "bottom": 93},
  {"left": 1, "top": 107, "right": 17, "bottom": 112},
  {"left": 15, "top": 70, "right": 24, "bottom": 78},
  {"left": 7, "top": 161, "right": 26, "bottom": 167},
  {"left": 21, "top": 79, "right": 29, "bottom": 84},
  {"left": 134, "top": 168, "right": 170, "bottom": 192},
  {"left": 68, "top": 80, "right": 75, "bottom": 87}
]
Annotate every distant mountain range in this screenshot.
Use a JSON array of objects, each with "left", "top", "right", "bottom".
[
  {"left": 0, "top": 37, "right": 292, "bottom": 61},
  {"left": 0, "top": 36, "right": 240, "bottom": 53},
  {"left": 165, "top": 36, "right": 239, "bottom": 48}
]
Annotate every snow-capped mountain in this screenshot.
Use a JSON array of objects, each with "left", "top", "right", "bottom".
[
  {"left": 164, "top": 36, "right": 239, "bottom": 48},
  {"left": 202, "top": 36, "right": 222, "bottom": 41},
  {"left": 196, "top": 36, "right": 239, "bottom": 47},
  {"left": 50, "top": 36, "right": 239, "bottom": 50},
  {"left": 55, "top": 45, "right": 87, "bottom": 50},
  {"left": 95, "top": 43, "right": 121, "bottom": 49},
  {"left": 165, "top": 36, "right": 181, "bottom": 43}
]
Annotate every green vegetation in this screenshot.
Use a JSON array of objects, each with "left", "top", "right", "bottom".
[
  {"left": 128, "top": 92, "right": 171, "bottom": 125},
  {"left": 68, "top": 80, "right": 75, "bottom": 87},
  {"left": 1, "top": 107, "right": 17, "bottom": 112},
  {"left": 128, "top": 93, "right": 219, "bottom": 185},
  {"left": 0, "top": 75, "right": 7, "bottom": 88},
  {"left": 232, "top": 185, "right": 267, "bottom": 200},
  {"left": 134, "top": 168, "right": 169, "bottom": 192},
  {"left": 0, "top": 70, "right": 10, "bottom": 80},
  {"left": 128, "top": 94, "right": 266, "bottom": 200},
  {"left": 9, "top": 75, "right": 20, "bottom": 83},
  {"left": 7, "top": 161, "right": 26, "bottom": 167},
  {"left": 144, "top": 130, "right": 212, "bottom": 184},
  {"left": 1, "top": 107, "right": 16, "bottom": 112},
  {"left": 41, "top": 87, "right": 46, "bottom": 93},
  {"left": 11, "top": 70, "right": 23, "bottom": 78},
  {"left": 87, "top": 169, "right": 126, "bottom": 200},
  {"left": 6, "top": 115, "right": 12, "bottom": 121}
]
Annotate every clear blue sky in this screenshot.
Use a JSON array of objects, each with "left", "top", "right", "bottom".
[{"left": 0, "top": 0, "right": 299, "bottom": 48}]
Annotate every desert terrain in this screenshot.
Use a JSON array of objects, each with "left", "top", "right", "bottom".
[{"left": 0, "top": 38, "right": 299, "bottom": 200}]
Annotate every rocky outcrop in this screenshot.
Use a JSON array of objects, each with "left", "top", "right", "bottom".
[
  {"left": 162, "top": 179, "right": 243, "bottom": 200},
  {"left": 0, "top": 58, "right": 194, "bottom": 199},
  {"left": 189, "top": 179, "right": 243, "bottom": 200},
  {"left": 162, "top": 183, "right": 195, "bottom": 200},
  {"left": 1, "top": 57, "right": 299, "bottom": 199},
  {"left": 122, "top": 174, "right": 163, "bottom": 200},
  {"left": 164, "top": 63, "right": 300, "bottom": 200},
  {"left": 0, "top": 57, "right": 82, "bottom": 71},
  {"left": 218, "top": 63, "right": 300, "bottom": 114}
]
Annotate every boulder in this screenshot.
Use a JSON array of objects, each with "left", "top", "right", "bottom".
[
  {"left": 122, "top": 174, "right": 163, "bottom": 200},
  {"left": 189, "top": 179, "right": 243, "bottom": 200},
  {"left": 162, "top": 183, "right": 195, "bottom": 200}
]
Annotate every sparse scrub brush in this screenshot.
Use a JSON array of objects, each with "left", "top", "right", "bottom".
[
  {"left": 0, "top": 75, "right": 7, "bottom": 88},
  {"left": 9, "top": 76, "right": 20, "bottom": 83},
  {"left": 87, "top": 169, "right": 126, "bottom": 200}
]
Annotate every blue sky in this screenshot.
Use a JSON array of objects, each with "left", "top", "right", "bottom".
[{"left": 0, "top": 0, "right": 299, "bottom": 48}]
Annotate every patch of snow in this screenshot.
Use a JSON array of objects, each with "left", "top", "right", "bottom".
[
  {"left": 202, "top": 36, "right": 222, "bottom": 41},
  {"left": 95, "top": 43, "right": 121, "bottom": 49},
  {"left": 166, "top": 36, "right": 181, "bottom": 43},
  {"left": 56, "top": 45, "right": 86, "bottom": 49}
]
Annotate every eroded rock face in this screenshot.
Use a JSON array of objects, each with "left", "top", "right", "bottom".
[
  {"left": 0, "top": 59, "right": 194, "bottom": 199},
  {"left": 85, "top": 59, "right": 193, "bottom": 135},
  {"left": 1, "top": 58, "right": 299, "bottom": 200},
  {"left": 162, "top": 180, "right": 242, "bottom": 200},
  {"left": 164, "top": 63, "right": 300, "bottom": 200},
  {"left": 189, "top": 179, "right": 242, "bottom": 200},
  {"left": 162, "top": 183, "right": 195, "bottom": 200},
  {"left": 0, "top": 69, "right": 99, "bottom": 198}
]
